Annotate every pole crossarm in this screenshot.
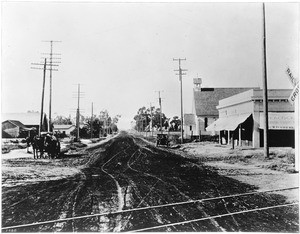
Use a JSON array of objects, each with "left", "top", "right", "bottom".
[
  {"left": 31, "top": 63, "right": 59, "bottom": 66},
  {"left": 31, "top": 67, "right": 58, "bottom": 71}
]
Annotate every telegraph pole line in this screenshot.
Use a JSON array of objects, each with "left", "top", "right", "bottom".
[
  {"left": 156, "top": 91, "right": 164, "bottom": 134},
  {"left": 42, "top": 40, "right": 62, "bottom": 133},
  {"left": 173, "top": 58, "right": 187, "bottom": 144},
  {"left": 262, "top": 3, "right": 269, "bottom": 159}
]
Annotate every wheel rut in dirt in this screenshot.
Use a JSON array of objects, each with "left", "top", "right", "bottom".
[{"left": 2, "top": 132, "right": 299, "bottom": 232}]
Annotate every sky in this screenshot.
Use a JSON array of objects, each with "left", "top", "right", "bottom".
[{"left": 1, "top": 1, "right": 299, "bottom": 129}]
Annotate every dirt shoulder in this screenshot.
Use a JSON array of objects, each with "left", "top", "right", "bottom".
[{"left": 177, "top": 142, "right": 299, "bottom": 203}]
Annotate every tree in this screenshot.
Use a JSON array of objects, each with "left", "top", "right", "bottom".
[
  {"left": 133, "top": 106, "right": 167, "bottom": 131},
  {"left": 52, "top": 115, "right": 73, "bottom": 125},
  {"left": 70, "top": 110, "right": 120, "bottom": 139},
  {"left": 169, "top": 116, "right": 181, "bottom": 131},
  {"left": 84, "top": 117, "right": 102, "bottom": 138}
]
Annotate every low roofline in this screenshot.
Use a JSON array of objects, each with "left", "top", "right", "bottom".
[{"left": 218, "top": 89, "right": 292, "bottom": 109}]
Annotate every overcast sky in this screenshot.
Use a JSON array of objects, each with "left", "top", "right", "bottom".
[{"left": 1, "top": 2, "right": 299, "bottom": 129}]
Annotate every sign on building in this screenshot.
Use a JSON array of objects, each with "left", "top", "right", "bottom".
[
  {"left": 286, "top": 67, "right": 299, "bottom": 104},
  {"left": 260, "top": 112, "right": 294, "bottom": 130},
  {"left": 289, "top": 83, "right": 299, "bottom": 104}
]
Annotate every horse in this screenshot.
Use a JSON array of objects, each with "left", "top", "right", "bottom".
[
  {"left": 44, "top": 134, "right": 60, "bottom": 159},
  {"left": 32, "top": 135, "right": 45, "bottom": 159},
  {"left": 25, "top": 135, "right": 34, "bottom": 153}
]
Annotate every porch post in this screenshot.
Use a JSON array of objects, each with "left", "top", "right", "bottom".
[
  {"left": 227, "top": 130, "right": 230, "bottom": 145},
  {"left": 239, "top": 124, "right": 242, "bottom": 146}
]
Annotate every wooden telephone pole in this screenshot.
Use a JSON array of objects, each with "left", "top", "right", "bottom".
[
  {"left": 150, "top": 102, "right": 153, "bottom": 137},
  {"left": 42, "top": 40, "right": 62, "bottom": 132},
  {"left": 91, "top": 102, "right": 94, "bottom": 139},
  {"left": 156, "top": 91, "right": 164, "bottom": 134},
  {"left": 76, "top": 84, "right": 81, "bottom": 141},
  {"left": 39, "top": 59, "right": 47, "bottom": 135},
  {"left": 173, "top": 58, "right": 187, "bottom": 144},
  {"left": 72, "top": 84, "right": 84, "bottom": 141},
  {"left": 262, "top": 3, "right": 269, "bottom": 158},
  {"left": 31, "top": 58, "right": 58, "bottom": 134}
]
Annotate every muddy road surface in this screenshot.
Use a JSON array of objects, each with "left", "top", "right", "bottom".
[{"left": 2, "top": 132, "right": 299, "bottom": 232}]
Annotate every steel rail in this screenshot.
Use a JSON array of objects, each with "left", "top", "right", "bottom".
[
  {"left": 128, "top": 202, "right": 299, "bottom": 232},
  {"left": 2, "top": 186, "right": 298, "bottom": 230}
]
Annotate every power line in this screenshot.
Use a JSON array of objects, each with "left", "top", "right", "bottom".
[
  {"left": 129, "top": 203, "right": 299, "bottom": 232},
  {"left": 2, "top": 186, "right": 298, "bottom": 230}
]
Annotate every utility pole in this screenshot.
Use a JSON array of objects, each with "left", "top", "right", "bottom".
[
  {"left": 42, "top": 40, "right": 62, "bottom": 132},
  {"left": 262, "top": 3, "right": 269, "bottom": 158},
  {"left": 173, "top": 58, "right": 187, "bottom": 144},
  {"left": 72, "top": 84, "right": 84, "bottom": 141},
  {"left": 150, "top": 102, "right": 153, "bottom": 137},
  {"left": 31, "top": 58, "right": 58, "bottom": 133},
  {"left": 76, "top": 84, "right": 80, "bottom": 141},
  {"left": 91, "top": 102, "right": 93, "bottom": 139},
  {"left": 156, "top": 91, "right": 164, "bottom": 134},
  {"left": 38, "top": 59, "right": 47, "bottom": 135}
]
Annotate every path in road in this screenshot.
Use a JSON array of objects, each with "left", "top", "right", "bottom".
[{"left": 2, "top": 132, "right": 299, "bottom": 232}]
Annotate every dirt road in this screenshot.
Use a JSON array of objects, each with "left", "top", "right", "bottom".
[{"left": 2, "top": 132, "right": 299, "bottom": 232}]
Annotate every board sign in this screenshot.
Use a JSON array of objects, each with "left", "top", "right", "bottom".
[
  {"left": 286, "top": 67, "right": 298, "bottom": 87},
  {"left": 260, "top": 112, "right": 294, "bottom": 130},
  {"left": 286, "top": 67, "right": 299, "bottom": 104},
  {"left": 288, "top": 82, "right": 299, "bottom": 104}
]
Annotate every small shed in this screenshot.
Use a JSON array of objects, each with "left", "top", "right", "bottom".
[
  {"left": 2, "top": 112, "right": 48, "bottom": 134},
  {"left": 2, "top": 120, "right": 34, "bottom": 138},
  {"left": 53, "top": 124, "right": 76, "bottom": 136},
  {"left": 183, "top": 114, "right": 196, "bottom": 138}
]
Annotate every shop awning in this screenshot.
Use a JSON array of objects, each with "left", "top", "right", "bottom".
[
  {"left": 206, "top": 113, "right": 252, "bottom": 132},
  {"left": 205, "top": 118, "right": 228, "bottom": 132}
]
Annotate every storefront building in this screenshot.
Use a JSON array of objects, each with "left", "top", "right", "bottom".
[
  {"left": 206, "top": 89, "right": 294, "bottom": 148},
  {"left": 192, "top": 78, "right": 255, "bottom": 137}
]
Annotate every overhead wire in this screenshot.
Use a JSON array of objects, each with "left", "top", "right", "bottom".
[
  {"left": 127, "top": 202, "right": 299, "bottom": 232},
  {"left": 2, "top": 186, "right": 298, "bottom": 231}
]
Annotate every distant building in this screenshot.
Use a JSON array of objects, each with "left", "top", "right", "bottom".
[
  {"left": 183, "top": 114, "right": 196, "bottom": 139},
  {"left": 2, "top": 120, "right": 34, "bottom": 138},
  {"left": 2, "top": 112, "right": 48, "bottom": 137},
  {"left": 206, "top": 89, "right": 294, "bottom": 148},
  {"left": 192, "top": 78, "right": 255, "bottom": 137},
  {"left": 53, "top": 124, "right": 76, "bottom": 136}
]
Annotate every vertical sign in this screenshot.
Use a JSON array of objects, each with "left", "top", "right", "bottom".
[{"left": 286, "top": 67, "right": 299, "bottom": 172}]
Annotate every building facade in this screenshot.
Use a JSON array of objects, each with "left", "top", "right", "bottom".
[
  {"left": 53, "top": 124, "right": 76, "bottom": 136},
  {"left": 2, "top": 112, "right": 48, "bottom": 136},
  {"left": 192, "top": 78, "right": 255, "bottom": 137},
  {"left": 206, "top": 89, "right": 294, "bottom": 148},
  {"left": 2, "top": 120, "right": 33, "bottom": 138},
  {"left": 183, "top": 114, "right": 196, "bottom": 139}
]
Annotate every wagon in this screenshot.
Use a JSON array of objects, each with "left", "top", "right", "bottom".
[{"left": 156, "top": 133, "right": 169, "bottom": 147}]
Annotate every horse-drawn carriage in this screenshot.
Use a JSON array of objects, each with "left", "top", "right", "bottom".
[
  {"left": 26, "top": 132, "right": 60, "bottom": 159},
  {"left": 156, "top": 133, "right": 170, "bottom": 147}
]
